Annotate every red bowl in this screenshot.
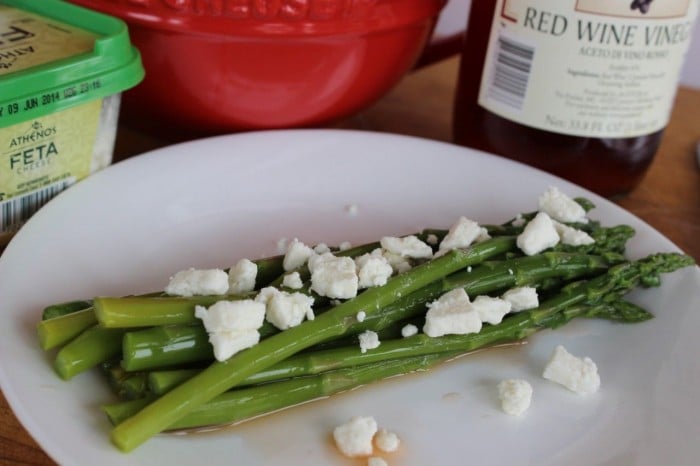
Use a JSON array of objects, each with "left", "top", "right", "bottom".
[{"left": 68, "top": 0, "right": 448, "bottom": 135}]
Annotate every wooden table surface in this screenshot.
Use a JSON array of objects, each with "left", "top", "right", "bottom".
[{"left": 1, "top": 56, "right": 698, "bottom": 465}]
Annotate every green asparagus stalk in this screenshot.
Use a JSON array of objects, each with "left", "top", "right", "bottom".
[
  {"left": 146, "top": 287, "right": 656, "bottom": 394},
  {"left": 37, "top": 309, "right": 98, "bottom": 351},
  {"left": 110, "top": 244, "right": 517, "bottom": 451},
  {"left": 110, "top": 252, "right": 693, "bottom": 450},
  {"left": 41, "top": 299, "right": 94, "bottom": 320},
  {"left": 106, "top": 295, "right": 655, "bottom": 429},
  {"left": 54, "top": 326, "right": 125, "bottom": 380},
  {"left": 120, "top": 251, "right": 615, "bottom": 372},
  {"left": 104, "top": 352, "right": 459, "bottom": 428},
  {"left": 148, "top": 369, "right": 201, "bottom": 395},
  {"left": 93, "top": 237, "right": 412, "bottom": 330},
  {"left": 95, "top": 236, "right": 515, "bottom": 330}
]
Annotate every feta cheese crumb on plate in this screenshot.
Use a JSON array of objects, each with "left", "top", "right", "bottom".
[
  {"left": 497, "top": 379, "right": 533, "bottom": 416},
  {"left": 517, "top": 212, "right": 560, "bottom": 256},
  {"left": 401, "top": 323, "right": 418, "bottom": 338},
  {"left": 283, "top": 238, "right": 315, "bottom": 272},
  {"left": 538, "top": 186, "right": 588, "bottom": 224},
  {"left": 359, "top": 330, "right": 381, "bottom": 353},
  {"left": 374, "top": 429, "right": 400, "bottom": 453},
  {"left": 282, "top": 271, "right": 304, "bottom": 289},
  {"left": 308, "top": 252, "right": 358, "bottom": 299},
  {"left": 165, "top": 268, "right": 229, "bottom": 296},
  {"left": 439, "top": 216, "right": 482, "bottom": 251},
  {"left": 333, "top": 416, "right": 378, "bottom": 457},
  {"left": 194, "top": 300, "right": 266, "bottom": 361},
  {"left": 355, "top": 251, "right": 393, "bottom": 288},
  {"left": 502, "top": 286, "right": 539, "bottom": 312},
  {"left": 263, "top": 289, "right": 315, "bottom": 330},
  {"left": 228, "top": 258, "right": 257, "bottom": 294},
  {"left": 472, "top": 295, "right": 511, "bottom": 325},
  {"left": 423, "top": 288, "right": 482, "bottom": 337},
  {"left": 553, "top": 221, "right": 595, "bottom": 246},
  {"left": 380, "top": 235, "right": 433, "bottom": 259},
  {"left": 542, "top": 345, "right": 600, "bottom": 395}
]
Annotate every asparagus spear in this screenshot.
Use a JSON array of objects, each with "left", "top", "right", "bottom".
[
  {"left": 53, "top": 326, "right": 124, "bottom": 380},
  {"left": 109, "top": 252, "right": 692, "bottom": 451},
  {"left": 109, "top": 244, "right": 520, "bottom": 451},
  {"left": 103, "top": 295, "right": 655, "bottom": 429},
  {"left": 37, "top": 309, "right": 98, "bottom": 351},
  {"left": 121, "top": 251, "right": 616, "bottom": 372},
  {"left": 51, "top": 236, "right": 520, "bottom": 376},
  {"left": 136, "top": 260, "right": 656, "bottom": 394},
  {"left": 41, "top": 299, "right": 93, "bottom": 320}
]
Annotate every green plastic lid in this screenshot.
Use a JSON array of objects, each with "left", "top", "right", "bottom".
[{"left": 0, "top": 0, "right": 144, "bottom": 128}]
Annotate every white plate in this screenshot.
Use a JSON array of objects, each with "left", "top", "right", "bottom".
[{"left": 0, "top": 129, "right": 698, "bottom": 466}]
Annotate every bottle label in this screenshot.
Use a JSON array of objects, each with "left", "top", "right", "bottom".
[{"left": 478, "top": 0, "right": 699, "bottom": 138}]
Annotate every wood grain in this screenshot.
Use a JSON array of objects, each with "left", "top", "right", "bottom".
[{"left": 1, "top": 56, "right": 698, "bottom": 465}]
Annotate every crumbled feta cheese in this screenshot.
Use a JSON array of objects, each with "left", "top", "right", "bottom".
[
  {"left": 542, "top": 345, "right": 600, "bottom": 395},
  {"left": 553, "top": 221, "right": 595, "bottom": 246},
  {"left": 511, "top": 213, "right": 526, "bottom": 227},
  {"left": 516, "top": 212, "right": 560, "bottom": 255},
  {"left": 368, "top": 457, "right": 388, "bottom": 466},
  {"left": 282, "top": 271, "right": 304, "bottom": 289},
  {"left": 283, "top": 238, "right": 315, "bottom": 271},
  {"left": 265, "top": 289, "right": 315, "bottom": 330},
  {"left": 228, "top": 259, "right": 257, "bottom": 294},
  {"left": 339, "top": 241, "right": 352, "bottom": 251},
  {"left": 426, "top": 233, "right": 439, "bottom": 245},
  {"left": 475, "top": 227, "right": 491, "bottom": 243},
  {"left": 356, "top": 310, "right": 366, "bottom": 322},
  {"left": 497, "top": 379, "right": 533, "bottom": 416},
  {"left": 502, "top": 286, "right": 539, "bottom": 312},
  {"left": 309, "top": 253, "right": 359, "bottom": 299},
  {"left": 195, "top": 300, "right": 266, "bottom": 333},
  {"left": 355, "top": 252, "right": 393, "bottom": 288},
  {"left": 423, "top": 288, "right": 482, "bottom": 337},
  {"left": 165, "top": 268, "right": 229, "bottom": 296},
  {"left": 472, "top": 295, "right": 512, "bottom": 325},
  {"left": 538, "top": 186, "right": 588, "bottom": 224},
  {"left": 333, "top": 416, "right": 378, "bottom": 457},
  {"left": 439, "top": 216, "right": 483, "bottom": 251},
  {"left": 382, "top": 250, "right": 412, "bottom": 274},
  {"left": 359, "top": 330, "right": 381, "bottom": 353},
  {"left": 313, "top": 243, "right": 331, "bottom": 254},
  {"left": 374, "top": 429, "right": 400, "bottom": 453},
  {"left": 206, "top": 330, "right": 260, "bottom": 362},
  {"left": 346, "top": 204, "right": 359, "bottom": 216},
  {"left": 194, "top": 300, "right": 266, "bottom": 361},
  {"left": 401, "top": 323, "right": 418, "bottom": 338},
  {"left": 380, "top": 235, "right": 433, "bottom": 259},
  {"left": 254, "top": 286, "right": 277, "bottom": 304}
]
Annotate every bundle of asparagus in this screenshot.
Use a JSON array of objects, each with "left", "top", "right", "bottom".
[{"left": 36, "top": 195, "right": 695, "bottom": 453}]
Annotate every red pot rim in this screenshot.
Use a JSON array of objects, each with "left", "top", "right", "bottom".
[{"left": 69, "top": 0, "right": 447, "bottom": 37}]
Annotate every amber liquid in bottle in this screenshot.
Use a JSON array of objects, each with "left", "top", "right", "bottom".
[{"left": 452, "top": 0, "right": 664, "bottom": 198}]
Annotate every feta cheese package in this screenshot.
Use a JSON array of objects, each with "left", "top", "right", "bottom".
[{"left": 0, "top": 0, "right": 143, "bottom": 245}]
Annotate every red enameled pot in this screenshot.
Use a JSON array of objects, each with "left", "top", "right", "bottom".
[{"left": 68, "top": 0, "right": 452, "bottom": 135}]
